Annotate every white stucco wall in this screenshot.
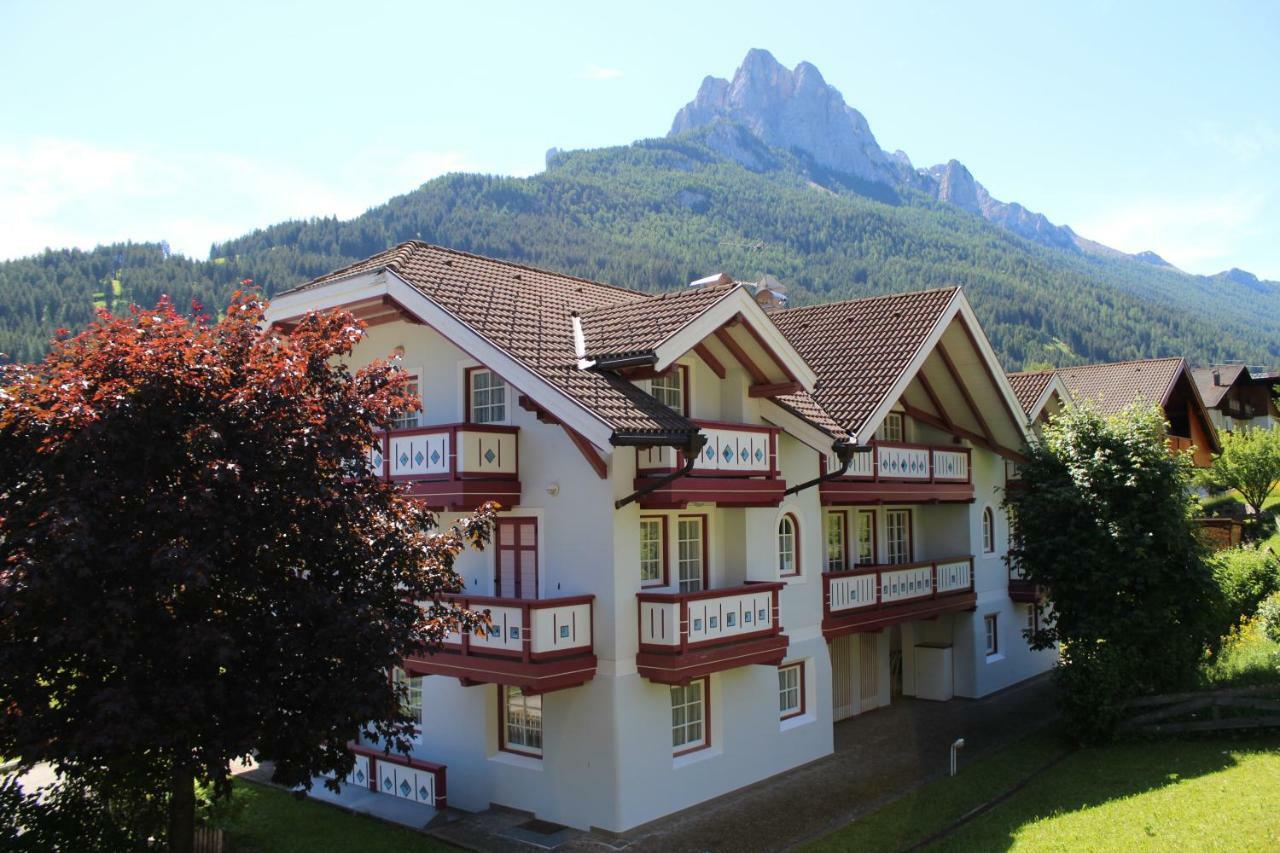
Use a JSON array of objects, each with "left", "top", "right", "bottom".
[{"left": 334, "top": 318, "right": 1054, "bottom": 831}]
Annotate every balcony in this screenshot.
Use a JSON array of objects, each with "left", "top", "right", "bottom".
[
  {"left": 403, "top": 594, "right": 596, "bottom": 693},
  {"left": 1007, "top": 566, "right": 1040, "bottom": 603},
  {"left": 822, "top": 557, "right": 976, "bottom": 637},
  {"left": 367, "top": 423, "right": 521, "bottom": 511},
  {"left": 634, "top": 420, "right": 785, "bottom": 508},
  {"left": 334, "top": 742, "right": 448, "bottom": 809},
  {"left": 820, "top": 441, "right": 973, "bottom": 505},
  {"left": 636, "top": 582, "right": 788, "bottom": 684}
]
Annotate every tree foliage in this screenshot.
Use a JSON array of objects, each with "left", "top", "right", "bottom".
[
  {"left": 1005, "top": 403, "right": 1221, "bottom": 743},
  {"left": 0, "top": 296, "right": 494, "bottom": 850},
  {"left": 1200, "top": 426, "right": 1280, "bottom": 519}
]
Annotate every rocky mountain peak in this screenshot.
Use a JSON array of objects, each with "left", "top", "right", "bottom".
[
  {"left": 670, "top": 48, "right": 896, "bottom": 184},
  {"left": 669, "top": 49, "right": 1077, "bottom": 252}
]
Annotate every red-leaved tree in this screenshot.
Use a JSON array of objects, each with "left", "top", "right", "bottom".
[{"left": 0, "top": 295, "right": 493, "bottom": 851}]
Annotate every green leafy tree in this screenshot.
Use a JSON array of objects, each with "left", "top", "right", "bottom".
[
  {"left": 1200, "top": 426, "right": 1280, "bottom": 519},
  {"left": 1005, "top": 403, "right": 1221, "bottom": 743},
  {"left": 0, "top": 296, "right": 494, "bottom": 852}
]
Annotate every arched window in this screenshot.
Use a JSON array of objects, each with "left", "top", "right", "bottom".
[
  {"left": 778, "top": 513, "right": 799, "bottom": 576},
  {"left": 982, "top": 507, "right": 995, "bottom": 553}
]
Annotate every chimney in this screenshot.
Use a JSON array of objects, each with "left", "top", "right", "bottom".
[
  {"left": 1213, "top": 369, "right": 1222, "bottom": 386},
  {"left": 753, "top": 274, "right": 788, "bottom": 312},
  {"left": 688, "top": 272, "right": 733, "bottom": 289}
]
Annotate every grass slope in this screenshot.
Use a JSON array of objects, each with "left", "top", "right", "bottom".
[
  {"left": 224, "top": 780, "right": 451, "bottom": 853},
  {"left": 934, "top": 736, "right": 1280, "bottom": 852},
  {"left": 806, "top": 731, "right": 1280, "bottom": 852}
]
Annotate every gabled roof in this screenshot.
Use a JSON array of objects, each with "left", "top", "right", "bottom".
[
  {"left": 770, "top": 288, "right": 960, "bottom": 440},
  {"left": 1006, "top": 370, "right": 1055, "bottom": 415},
  {"left": 1191, "top": 364, "right": 1250, "bottom": 409},
  {"left": 1053, "top": 357, "right": 1187, "bottom": 416},
  {"left": 282, "top": 241, "right": 697, "bottom": 440},
  {"left": 576, "top": 281, "right": 740, "bottom": 362}
]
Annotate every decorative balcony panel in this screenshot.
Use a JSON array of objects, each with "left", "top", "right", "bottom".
[
  {"left": 403, "top": 594, "right": 596, "bottom": 694},
  {"left": 822, "top": 556, "right": 976, "bottom": 637},
  {"left": 821, "top": 441, "right": 974, "bottom": 505},
  {"left": 636, "top": 582, "right": 788, "bottom": 684},
  {"left": 338, "top": 743, "right": 448, "bottom": 809},
  {"left": 366, "top": 423, "right": 521, "bottom": 511},
  {"left": 635, "top": 420, "right": 785, "bottom": 508}
]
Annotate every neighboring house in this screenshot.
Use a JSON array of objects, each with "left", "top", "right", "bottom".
[
  {"left": 264, "top": 243, "right": 1056, "bottom": 832},
  {"left": 1190, "top": 364, "right": 1280, "bottom": 433},
  {"left": 1051, "top": 358, "right": 1221, "bottom": 467}
]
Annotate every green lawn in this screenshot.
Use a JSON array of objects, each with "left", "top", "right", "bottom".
[
  {"left": 801, "top": 731, "right": 1069, "bottom": 852},
  {"left": 807, "top": 732, "right": 1280, "bottom": 852},
  {"left": 933, "top": 736, "right": 1280, "bottom": 852},
  {"left": 222, "top": 780, "right": 452, "bottom": 852}
]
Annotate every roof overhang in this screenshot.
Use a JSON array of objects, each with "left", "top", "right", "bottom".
[
  {"left": 1028, "top": 373, "right": 1074, "bottom": 423},
  {"left": 651, "top": 287, "right": 818, "bottom": 391},
  {"left": 854, "top": 289, "right": 1033, "bottom": 453}
]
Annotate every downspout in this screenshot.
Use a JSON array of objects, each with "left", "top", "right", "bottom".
[
  {"left": 615, "top": 433, "right": 709, "bottom": 510},
  {"left": 783, "top": 438, "right": 864, "bottom": 496}
]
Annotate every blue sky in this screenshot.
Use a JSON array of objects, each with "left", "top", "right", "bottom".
[{"left": 2, "top": 0, "right": 1277, "bottom": 279}]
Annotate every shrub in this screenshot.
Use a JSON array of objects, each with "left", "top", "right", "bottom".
[
  {"left": 1212, "top": 547, "right": 1280, "bottom": 627},
  {"left": 1259, "top": 592, "right": 1280, "bottom": 645}
]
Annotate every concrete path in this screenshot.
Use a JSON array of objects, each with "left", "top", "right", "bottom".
[{"left": 428, "top": 673, "right": 1057, "bottom": 852}]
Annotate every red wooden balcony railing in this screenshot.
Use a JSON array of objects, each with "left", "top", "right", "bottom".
[
  {"left": 821, "top": 556, "right": 976, "bottom": 636},
  {"left": 403, "top": 593, "right": 596, "bottom": 693},
  {"left": 635, "top": 582, "right": 788, "bottom": 683}
]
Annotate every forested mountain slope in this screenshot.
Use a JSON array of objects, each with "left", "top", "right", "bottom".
[{"left": 1, "top": 132, "right": 1277, "bottom": 368}]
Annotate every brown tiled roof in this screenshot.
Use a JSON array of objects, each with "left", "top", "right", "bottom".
[
  {"left": 770, "top": 288, "right": 959, "bottom": 440},
  {"left": 1006, "top": 370, "right": 1056, "bottom": 415},
  {"left": 578, "top": 282, "right": 741, "bottom": 361},
  {"left": 1053, "top": 358, "right": 1186, "bottom": 416},
  {"left": 1190, "top": 364, "right": 1248, "bottom": 409},
  {"left": 288, "top": 242, "right": 697, "bottom": 437},
  {"left": 773, "top": 389, "right": 848, "bottom": 440}
]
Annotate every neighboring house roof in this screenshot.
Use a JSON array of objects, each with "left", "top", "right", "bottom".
[
  {"left": 1006, "top": 370, "right": 1056, "bottom": 416},
  {"left": 770, "top": 288, "right": 960, "bottom": 440},
  {"left": 1191, "top": 363, "right": 1250, "bottom": 409},
  {"left": 1053, "top": 357, "right": 1188, "bottom": 416},
  {"left": 285, "top": 241, "right": 698, "bottom": 440}
]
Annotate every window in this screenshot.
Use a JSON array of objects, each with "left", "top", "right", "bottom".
[
  {"left": 501, "top": 686, "right": 543, "bottom": 757},
  {"left": 877, "top": 412, "right": 905, "bottom": 443},
  {"left": 1024, "top": 605, "right": 1037, "bottom": 636},
  {"left": 650, "top": 366, "right": 687, "bottom": 416},
  {"left": 856, "top": 510, "right": 876, "bottom": 565},
  {"left": 468, "top": 368, "right": 506, "bottom": 424},
  {"left": 671, "top": 679, "right": 707, "bottom": 753},
  {"left": 778, "top": 514, "right": 799, "bottom": 576},
  {"left": 984, "top": 614, "right": 999, "bottom": 656},
  {"left": 393, "top": 666, "right": 423, "bottom": 727},
  {"left": 390, "top": 368, "right": 422, "bottom": 430},
  {"left": 676, "top": 516, "right": 705, "bottom": 593},
  {"left": 778, "top": 663, "right": 804, "bottom": 720},
  {"left": 640, "top": 517, "right": 666, "bottom": 587},
  {"left": 825, "top": 512, "right": 847, "bottom": 572},
  {"left": 982, "top": 507, "right": 995, "bottom": 553},
  {"left": 885, "top": 509, "right": 912, "bottom": 565}
]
